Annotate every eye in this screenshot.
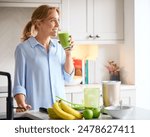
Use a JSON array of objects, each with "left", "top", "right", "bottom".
[{"left": 49, "top": 18, "right": 60, "bottom": 24}]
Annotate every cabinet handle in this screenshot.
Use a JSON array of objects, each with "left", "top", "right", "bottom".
[
  {"left": 95, "top": 35, "right": 100, "bottom": 38},
  {"left": 88, "top": 35, "right": 94, "bottom": 38}
]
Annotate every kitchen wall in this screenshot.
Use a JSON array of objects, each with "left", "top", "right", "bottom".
[
  {"left": 0, "top": 7, "right": 121, "bottom": 87},
  {"left": 134, "top": 0, "right": 150, "bottom": 109},
  {"left": 72, "top": 44, "right": 120, "bottom": 83},
  {"left": 120, "top": 0, "right": 135, "bottom": 85},
  {"left": 0, "top": 7, "right": 34, "bottom": 86}
]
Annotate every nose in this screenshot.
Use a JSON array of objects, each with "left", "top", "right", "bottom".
[{"left": 55, "top": 20, "right": 59, "bottom": 27}]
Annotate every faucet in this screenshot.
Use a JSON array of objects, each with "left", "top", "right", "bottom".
[{"left": 0, "top": 71, "right": 14, "bottom": 120}]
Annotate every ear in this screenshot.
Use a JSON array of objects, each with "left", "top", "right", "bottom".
[{"left": 35, "top": 20, "right": 42, "bottom": 29}]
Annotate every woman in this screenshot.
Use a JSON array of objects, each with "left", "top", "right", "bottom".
[{"left": 13, "top": 5, "right": 74, "bottom": 112}]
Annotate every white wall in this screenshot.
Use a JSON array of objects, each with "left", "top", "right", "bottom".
[
  {"left": 96, "top": 45, "right": 120, "bottom": 83},
  {"left": 135, "top": 0, "right": 150, "bottom": 109},
  {"left": 120, "top": 0, "right": 135, "bottom": 85},
  {"left": 72, "top": 44, "right": 120, "bottom": 84},
  {"left": 0, "top": 7, "right": 34, "bottom": 86}
]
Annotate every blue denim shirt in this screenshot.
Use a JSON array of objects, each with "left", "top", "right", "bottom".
[{"left": 13, "top": 36, "right": 74, "bottom": 110}]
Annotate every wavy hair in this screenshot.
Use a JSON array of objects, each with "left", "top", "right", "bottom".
[{"left": 21, "top": 5, "right": 59, "bottom": 41}]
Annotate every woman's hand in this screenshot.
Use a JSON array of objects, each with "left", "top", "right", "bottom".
[
  {"left": 14, "top": 94, "right": 32, "bottom": 112},
  {"left": 65, "top": 35, "right": 75, "bottom": 53}
]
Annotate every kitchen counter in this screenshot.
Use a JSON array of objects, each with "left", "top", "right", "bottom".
[{"left": 0, "top": 107, "right": 150, "bottom": 120}]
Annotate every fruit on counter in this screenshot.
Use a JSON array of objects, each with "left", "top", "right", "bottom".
[
  {"left": 52, "top": 101, "right": 76, "bottom": 120},
  {"left": 83, "top": 109, "right": 93, "bottom": 119},
  {"left": 92, "top": 108, "right": 101, "bottom": 118},
  {"left": 47, "top": 108, "right": 62, "bottom": 119},
  {"left": 60, "top": 100, "right": 83, "bottom": 119},
  {"left": 83, "top": 108, "right": 101, "bottom": 119},
  {"left": 56, "top": 96, "right": 85, "bottom": 110}
]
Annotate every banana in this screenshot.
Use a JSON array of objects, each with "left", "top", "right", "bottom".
[
  {"left": 52, "top": 101, "right": 76, "bottom": 120},
  {"left": 47, "top": 108, "right": 62, "bottom": 119},
  {"left": 60, "top": 100, "right": 83, "bottom": 119}
]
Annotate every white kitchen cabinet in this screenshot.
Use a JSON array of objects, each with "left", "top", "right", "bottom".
[
  {"left": 121, "top": 89, "right": 136, "bottom": 106},
  {"left": 62, "top": 0, "right": 124, "bottom": 44},
  {"left": 65, "top": 93, "right": 72, "bottom": 103},
  {"left": 66, "top": 92, "right": 83, "bottom": 104},
  {"left": 72, "top": 92, "right": 84, "bottom": 104},
  {"left": 65, "top": 85, "right": 84, "bottom": 104}
]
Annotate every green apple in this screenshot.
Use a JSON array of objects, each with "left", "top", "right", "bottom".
[
  {"left": 83, "top": 109, "right": 93, "bottom": 119},
  {"left": 92, "top": 108, "right": 101, "bottom": 118}
]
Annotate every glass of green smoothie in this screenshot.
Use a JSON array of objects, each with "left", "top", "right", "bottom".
[{"left": 58, "top": 32, "right": 70, "bottom": 49}]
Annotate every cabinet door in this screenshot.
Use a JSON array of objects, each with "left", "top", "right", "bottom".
[
  {"left": 65, "top": 92, "right": 83, "bottom": 105},
  {"left": 62, "top": 0, "right": 89, "bottom": 40},
  {"left": 72, "top": 92, "right": 84, "bottom": 104},
  {"left": 65, "top": 93, "right": 72, "bottom": 103},
  {"left": 62, "top": 0, "right": 124, "bottom": 42},
  {"left": 121, "top": 89, "right": 136, "bottom": 106},
  {"left": 94, "top": 0, "right": 124, "bottom": 41}
]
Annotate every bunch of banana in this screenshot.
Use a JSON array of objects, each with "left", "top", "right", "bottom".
[
  {"left": 60, "top": 100, "right": 83, "bottom": 119},
  {"left": 52, "top": 100, "right": 83, "bottom": 120},
  {"left": 47, "top": 108, "right": 62, "bottom": 119}
]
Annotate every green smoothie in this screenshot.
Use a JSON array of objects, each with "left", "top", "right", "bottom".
[
  {"left": 84, "top": 88, "right": 100, "bottom": 108},
  {"left": 58, "top": 32, "right": 70, "bottom": 49}
]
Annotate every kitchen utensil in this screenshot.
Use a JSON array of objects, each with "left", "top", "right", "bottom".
[
  {"left": 102, "top": 81, "right": 121, "bottom": 107},
  {"left": 104, "top": 105, "right": 133, "bottom": 119}
]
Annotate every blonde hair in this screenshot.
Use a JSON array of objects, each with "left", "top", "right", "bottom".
[{"left": 21, "top": 5, "right": 59, "bottom": 41}]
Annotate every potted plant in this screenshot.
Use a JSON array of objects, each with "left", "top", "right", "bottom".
[{"left": 105, "top": 61, "right": 120, "bottom": 81}]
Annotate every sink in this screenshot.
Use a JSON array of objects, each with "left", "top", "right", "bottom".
[{"left": 0, "top": 116, "right": 33, "bottom": 120}]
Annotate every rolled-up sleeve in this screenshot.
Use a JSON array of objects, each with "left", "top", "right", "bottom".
[
  {"left": 63, "top": 69, "right": 74, "bottom": 82},
  {"left": 13, "top": 45, "right": 26, "bottom": 96}
]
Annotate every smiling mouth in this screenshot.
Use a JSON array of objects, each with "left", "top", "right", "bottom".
[{"left": 52, "top": 29, "right": 58, "bottom": 33}]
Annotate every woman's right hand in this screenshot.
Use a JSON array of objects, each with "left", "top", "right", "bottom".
[{"left": 14, "top": 94, "right": 32, "bottom": 112}]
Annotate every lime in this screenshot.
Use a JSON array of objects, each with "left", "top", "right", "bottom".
[
  {"left": 83, "top": 109, "right": 93, "bottom": 119},
  {"left": 92, "top": 108, "right": 101, "bottom": 118}
]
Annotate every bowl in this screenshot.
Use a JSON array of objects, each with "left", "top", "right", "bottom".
[{"left": 104, "top": 106, "right": 133, "bottom": 119}]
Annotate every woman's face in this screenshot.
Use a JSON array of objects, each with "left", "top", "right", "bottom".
[{"left": 38, "top": 9, "right": 60, "bottom": 37}]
